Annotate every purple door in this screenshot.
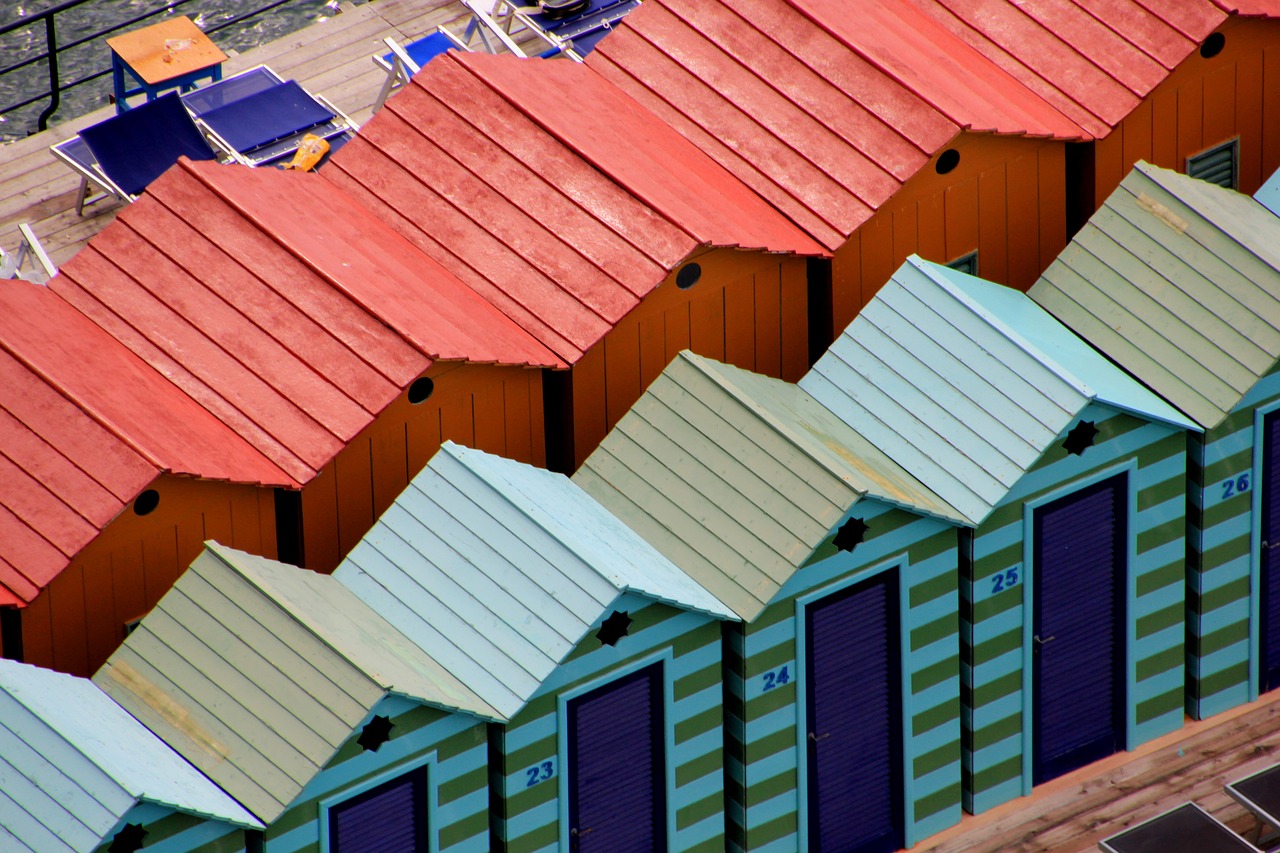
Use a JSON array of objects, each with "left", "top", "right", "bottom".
[
  {"left": 1033, "top": 474, "right": 1126, "bottom": 784},
  {"left": 1263, "top": 410, "right": 1280, "bottom": 691},
  {"left": 805, "top": 571, "right": 903, "bottom": 853},
  {"left": 568, "top": 663, "right": 665, "bottom": 852},
  {"left": 329, "top": 766, "right": 428, "bottom": 853}
]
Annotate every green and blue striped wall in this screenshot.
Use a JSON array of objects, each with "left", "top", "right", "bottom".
[
  {"left": 725, "top": 499, "right": 962, "bottom": 852},
  {"left": 495, "top": 595, "right": 726, "bottom": 853},
  {"left": 253, "top": 697, "right": 488, "bottom": 853},
  {"left": 1189, "top": 368, "right": 1280, "bottom": 718},
  {"left": 963, "top": 404, "right": 1187, "bottom": 813},
  {"left": 93, "top": 808, "right": 249, "bottom": 853}
]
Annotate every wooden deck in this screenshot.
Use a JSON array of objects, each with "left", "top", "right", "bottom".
[{"left": 0, "top": 0, "right": 471, "bottom": 269}]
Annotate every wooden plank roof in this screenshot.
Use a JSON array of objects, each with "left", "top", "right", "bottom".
[
  {"left": 94, "top": 542, "right": 495, "bottom": 824},
  {"left": 335, "top": 442, "right": 733, "bottom": 720},
  {"left": 573, "top": 351, "right": 963, "bottom": 621},
  {"left": 0, "top": 279, "right": 294, "bottom": 607},
  {"left": 49, "top": 158, "right": 556, "bottom": 486},
  {"left": 1030, "top": 161, "right": 1280, "bottom": 430},
  {"left": 802, "top": 255, "right": 1197, "bottom": 524},
  {"left": 323, "top": 51, "right": 825, "bottom": 364},
  {"left": 906, "top": 0, "right": 1242, "bottom": 138},
  {"left": 587, "top": 0, "right": 1086, "bottom": 252},
  {"left": 0, "top": 658, "right": 259, "bottom": 853}
]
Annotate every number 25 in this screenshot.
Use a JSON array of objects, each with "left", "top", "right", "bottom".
[{"left": 991, "top": 567, "right": 1020, "bottom": 595}]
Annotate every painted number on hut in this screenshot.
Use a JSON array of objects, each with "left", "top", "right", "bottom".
[
  {"left": 525, "top": 760, "right": 555, "bottom": 787},
  {"left": 762, "top": 666, "right": 792, "bottom": 691},
  {"left": 990, "top": 567, "right": 1020, "bottom": 596},
  {"left": 1222, "top": 473, "right": 1251, "bottom": 501}
]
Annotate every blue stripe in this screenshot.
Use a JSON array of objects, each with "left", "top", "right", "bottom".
[{"left": 743, "top": 782, "right": 799, "bottom": 830}]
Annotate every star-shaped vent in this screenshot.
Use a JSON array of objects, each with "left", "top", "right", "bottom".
[
  {"left": 597, "top": 610, "right": 632, "bottom": 646},
  {"left": 1063, "top": 420, "right": 1098, "bottom": 456},
  {"left": 357, "top": 715, "right": 394, "bottom": 752},
  {"left": 833, "top": 517, "right": 869, "bottom": 552},
  {"left": 109, "top": 824, "right": 147, "bottom": 853}
]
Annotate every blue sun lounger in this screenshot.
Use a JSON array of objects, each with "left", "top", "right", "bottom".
[
  {"left": 372, "top": 30, "right": 472, "bottom": 111},
  {"left": 1099, "top": 803, "right": 1260, "bottom": 853},
  {"left": 475, "top": 0, "right": 639, "bottom": 62},
  {"left": 194, "top": 78, "right": 356, "bottom": 166}
]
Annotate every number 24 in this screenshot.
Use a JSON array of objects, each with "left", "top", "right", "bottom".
[{"left": 991, "top": 567, "right": 1020, "bottom": 595}]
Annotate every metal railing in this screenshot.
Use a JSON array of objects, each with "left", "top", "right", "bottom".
[{"left": 0, "top": 0, "right": 324, "bottom": 133}]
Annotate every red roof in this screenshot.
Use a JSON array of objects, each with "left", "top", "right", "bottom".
[
  {"left": 324, "top": 52, "right": 825, "bottom": 363},
  {"left": 906, "top": 0, "right": 1235, "bottom": 137},
  {"left": 588, "top": 0, "right": 1083, "bottom": 252},
  {"left": 52, "top": 159, "right": 558, "bottom": 485},
  {"left": 0, "top": 280, "right": 292, "bottom": 605}
]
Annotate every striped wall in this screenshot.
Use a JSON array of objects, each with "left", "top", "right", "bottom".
[
  {"left": 963, "top": 404, "right": 1188, "bottom": 813},
  {"left": 495, "top": 595, "right": 726, "bottom": 852},
  {"left": 263, "top": 697, "right": 489, "bottom": 853},
  {"left": 725, "top": 499, "right": 962, "bottom": 852},
  {"left": 1189, "top": 368, "right": 1280, "bottom": 719},
  {"left": 93, "top": 805, "right": 247, "bottom": 853}
]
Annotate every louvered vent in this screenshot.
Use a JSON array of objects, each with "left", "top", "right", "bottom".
[
  {"left": 947, "top": 251, "right": 979, "bottom": 276},
  {"left": 1187, "top": 140, "right": 1238, "bottom": 189}
]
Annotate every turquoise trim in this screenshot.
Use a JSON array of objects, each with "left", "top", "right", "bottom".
[
  {"left": 317, "top": 745, "right": 439, "bottom": 853},
  {"left": 794, "top": 555, "right": 912, "bottom": 849},
  {"left": 1247, "top": 399, "right": 1280, "bottom": 703},
  {"left": 554, "top": 648, "right": 676, "bottom": 852},
  {"left": 1019, "top": 458, "right": 1137, "bottom": 796}
]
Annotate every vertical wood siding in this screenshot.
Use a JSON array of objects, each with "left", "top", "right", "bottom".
[
  {"left": 829, "top": 134, "right": 1067, "bottom": 342},
  {"left": 300, "top": 363, "right": 544, "bottom": 572},
  {"left": 962, "top": 405, "right": 1187, "bottom": 814},
  {"left": 566, "top": 252, "right": 810, "bottom": 468},
  {"left": 1188, "top": 369, "right": 1280, "bottom": 718},
  {"left": 496, "top": 598, "right": 725, "bottom": 852},
  {"left": 1090, "top": 17, "right": 1280, "bottom": 207},
  {"left": 263, "top": 697, "right": 489, "bottom": 853},
  {"left": 18, "top": 476, "right": 275, "bottom": 677},
  {"left": 726, "top": 500, "right": 961, "bottom": 852}
]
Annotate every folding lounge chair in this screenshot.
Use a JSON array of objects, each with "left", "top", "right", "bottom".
[
  {"left": 0, "top": 224, "right": 57, "bottom": 285},
  {"left": 50, "top": 92, "right": 219, "bottom": 214},
  {"left": 1227, "top": 763, "right": 1280, "bottom": 847},
  {"left": 459, "top": 0, "right": 564, "bottom": 57},
  {"left": 479, "top": 0, "right": 640, "bottom": 61},
  {"left": 372, "top": 30, "right": 471, "bottom": 112},
  {"left": 1099, "top": 803, "right": 1260, "bottom": 853},
  {"left": 181, "top": 64, "right": 284, "bottom": 116},
  {"left": 195, "top": 79, "right": 358, "bottom": 167}
]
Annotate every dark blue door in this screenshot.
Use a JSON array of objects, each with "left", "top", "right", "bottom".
[
  {"left": 1033, "top": 474, "right": 1126, "bottom": 784},
  {"left": 805, "top": 570, "right": 903, "bottom": 853},
  {"left": 329, "top": 765, "right": 428, "bottom": 853},
  {"left": 1262, "top": 410, "right": 1280, "bottom": 692},
  {"left": 568, "top": 663, "right": 665, "bottom": 852}
]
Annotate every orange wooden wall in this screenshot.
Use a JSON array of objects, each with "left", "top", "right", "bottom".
[
  {"left": 830, "top": 133, "right": 1068, "bottom": 342},
  {"left": 1090, "top": 16, "right": 1280, "bottom": 209},
  {"left": 562, "top": 249, "right": 810, "bottom": 469},
  {"left": 11, "top": 475, "right": 276, "bottom": 677},
  {"left": 298, "top": 361, "right": 545, "bottom": 572}
]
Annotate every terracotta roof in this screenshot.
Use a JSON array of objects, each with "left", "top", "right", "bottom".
[
  {"left": 588, "top": 0, "right": 1085, "bottom": 252},
  {"left": 908, "top": 0, "right": 1277, "bottom": 137},
  {"left": 0, "top": 280, "right": 288, "bottom": 606},
  {"left": 324, "top": 52, "right": 825, "bottom": 363},
  {"left": 52, "top": 159, "right": 557, "bottom": 485}
]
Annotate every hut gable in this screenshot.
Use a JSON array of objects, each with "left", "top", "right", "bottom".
[
  {"left": 334, "top": 442, "right": 732, "bottom": 721},
  {"left": 587, "top": 0, "right": 1085, "bottom": 254},
  {"left": 93, "top": 542, "right": 492, "bottom": 824},
  {"left": 802, "top": 255, "right": 1196, "bottom": 524},
  {"left": 0, "top": 658, "right": 259, "bottom": 852},
  {"left": 50, "top": 159, "right": 559, "bottom": 486},
  {"left": 1031, "top": 161, "right": 1280, "bottom": 431},
  {"left": 573, "top": 350, "right": 963, "bottom": 620},
  {"left": 323, "top": 52, "right": 824, "bottom": 365}
]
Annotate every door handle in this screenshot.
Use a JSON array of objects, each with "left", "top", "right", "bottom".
[
  {"left": 1033, "top": 634, "right": 1055, "bottom": 647},
  {"left": 808, "top": 731, "right": 831, "bottom": 743}
]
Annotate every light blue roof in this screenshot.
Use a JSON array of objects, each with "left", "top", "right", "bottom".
[
  {"left": 1258, "top": 164, "right": 1280, "bottom": 218},
  {"left": 0, "top": 658, "right": 259, "bottom": 853},
  {"left": 801, "top": 256, "right": 1197, "bottom": 524},
  {"left": 335, "top": 442, "right": 734, "bottom": 720}
]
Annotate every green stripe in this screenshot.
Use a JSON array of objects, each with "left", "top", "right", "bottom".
[
  {"left": 1135, "top": 687, "right": 1182, "bottom": 724},
  {"left": 1136, "top": 559, "right": 1182, "bottom": 597},
  {"left": 1136, "top": 644, "right": 1182, "bottom": 683},
  {"left": 970, "top": 710, "right": 1020, "bottom": 752},
  {"left": 1136, "top": 601, "right": 1182, "bottom": 638},
  {"left": 969, "top": 626, "right": 1021, "bottom": 668},
  {"left": 910, "top": 612, "right": 957, "bottom": 652},
  {"left": 913, "top": 654, "right": 958, "bottom": 694},
  {"left": 1137, "top": 516, "right": 1185, "bottom": 556}
]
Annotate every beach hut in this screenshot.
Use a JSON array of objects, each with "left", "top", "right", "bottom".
[
  {"left": 324, "top": 52, "right": 825, "bottom": 469},
  {"left": 586, "top": 0, "right": 1088, "bottom": 337},
  {"left": 573, "top": 351, "right": 968, "bottom": 851},
  {"left": 93, "top": 541, "right": 498, "bottom": 853},
  {"left": 0, "top": 657, "right": 261, "bottom": 852},
  {"left": 1030, "top": 162, "right": 1280, "bottom": 720},
  {"left": 50, "top": 157, "right": 559, "bottom": 574},
  {"left": 0, "top": 279, "right": 289, "bottom": 677},
  {"left": 334, "top": 442, "right": 737, "bottom": 851},
  {"left": 802, "top": 256, "right": 1199, "bottom": 813}
]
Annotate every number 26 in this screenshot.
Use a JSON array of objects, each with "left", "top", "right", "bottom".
[{"left": 1223, "top": 473, "right": 1251, "bottom": 500}]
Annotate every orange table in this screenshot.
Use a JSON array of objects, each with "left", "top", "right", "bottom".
[{"left": 107, "top": 16, "right": 227, "bottom": 113}]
